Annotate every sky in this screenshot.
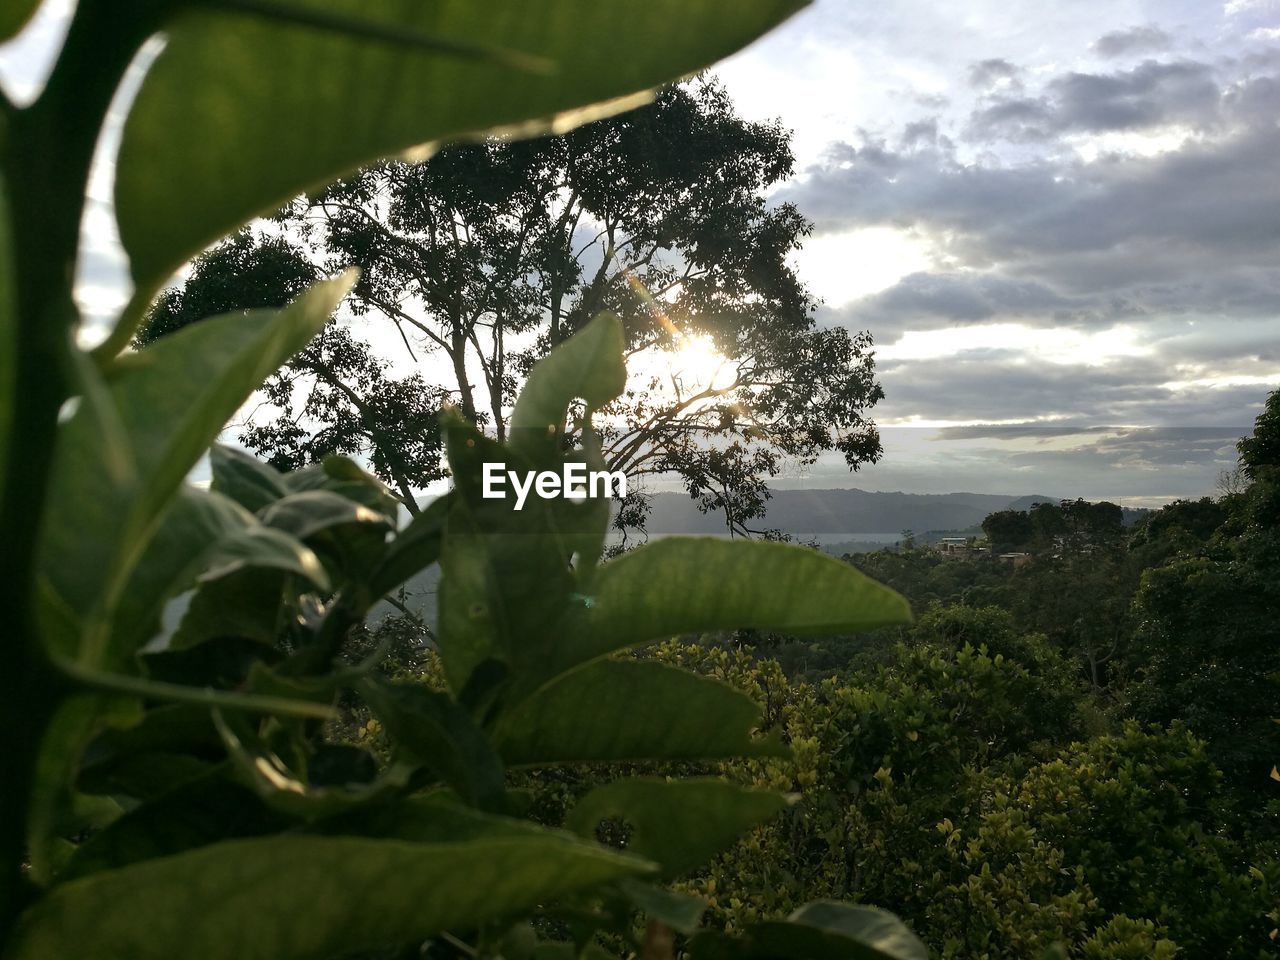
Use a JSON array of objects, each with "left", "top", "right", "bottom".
[{"left": 4, "top": 1, "right": 1278, "bottom": 506}]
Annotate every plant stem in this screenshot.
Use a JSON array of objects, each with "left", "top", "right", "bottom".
[{"left": 0, "top": 0, "right": 171, "bottom": 938}]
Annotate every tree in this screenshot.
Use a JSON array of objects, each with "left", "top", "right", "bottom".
[
  {"left": 141, "top": 230, "right": 448, "bottom": 511},
  {"left": 982, "top": 509, "right": 1035, "bottom": 553},
  {"left": 138, "top": 79, "right": 884, "bottom": 534}
]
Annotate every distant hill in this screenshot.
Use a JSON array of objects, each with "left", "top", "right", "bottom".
[{"left": 645, "top": 488, "right": 1059, "bottom": 535}]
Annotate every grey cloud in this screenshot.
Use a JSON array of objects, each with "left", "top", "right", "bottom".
[
  {"left": 784, "top": 68, "right": 1280, "bottom": 331},
  {"left": 968, "top": 58, "right": 1020, "bottom": 89},
  {"left": 969, "top": 60, "right": 1221, "bottom": 141},
  {"left": 1092, "top": 26, "right": 1173, "bottom": 59}
]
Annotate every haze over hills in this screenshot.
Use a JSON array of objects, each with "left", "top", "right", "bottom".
[{"left": 644, "top": 488, "right": 1059, "bottom": 535}]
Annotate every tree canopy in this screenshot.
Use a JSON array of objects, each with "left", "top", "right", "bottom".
[{"left": 139, "top": 80, "right": 883, "bottom": 531}]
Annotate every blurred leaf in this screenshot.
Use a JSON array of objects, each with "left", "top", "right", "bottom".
[
  {"left": 209, "top": 443, "right": 289, "bottom": 512},
  {"left": 79, "top": 704, "right": 223, "bottom": 798},
  {"left": 261, "top": 489, "right": 392, "bottom": 541},
  {"left": 560, "top": 538, "right": 913, "bottom": 671},
  {"left": 26, "top": 695, "right": 142, "bottom": 887},
  {"left": 60, "top": 777, "right": 286, "bottom": 882},
  {"left": 39, "top": 274, "right": 353, "bottom": 665},
  {"left": 168, "top": 569, "right": 290, "bottom": 651},
  {"left": 5, "top": 833, "right": 655, "bottom": 960},
  {"left": 113, "top": 1, "right": 807, "bottom": 308},
  {"left": 359, "top": 678, "right": 506, "bottom": 811},
  {"left": 615, "top": 881, "right": 707, "bottom": 935},
  {"left": 495, "top": 659, "right": 783, "bottom": 766},
  {"left": 213, "top": 710, "right": 407, "bottom": 820},
  {"left": 508, "top": 312, "right": 626, "bottom": 464},
  {"left": 566, "top": 779, "right": 788, "bottom": 878},
  {"left": 315, "top": 792, "right": 547, "bottom": 844},
  {"left": 111, "top": 488, "right": 256, "bottom": 657},
  {"left": 436, "top": 417, "right": 575, "bottom": 693},
  {"left": 369, "top": 492, "right": 450, "bottom": 598},
  {"left": 281, "top": 455, "right": 400, "bottom": 520},
  {"left": 745, "top": 902, "right": 929, "bottom": 960},
  {"left": 140, "top": 637, "right": 279, "bottom": 688}
]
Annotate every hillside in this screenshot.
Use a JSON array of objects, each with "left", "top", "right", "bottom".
[{"left": 644, "top": 488, "right": 1059, "bottom": 534}]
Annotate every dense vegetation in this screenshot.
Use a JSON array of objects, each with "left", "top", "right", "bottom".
[
  {"left": 5, "top": 1, "right": 1276, "bottom": 957},
  {"left": 650, "top": 394, "right": 1279, "bottom": 957},
  {"left": 355, "top": 391, "right": 1280, "bottom": 958}
]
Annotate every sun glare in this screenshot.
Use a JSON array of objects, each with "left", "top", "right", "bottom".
[{"left": 666, "top": 335, "right": 737, "bottom": 393}]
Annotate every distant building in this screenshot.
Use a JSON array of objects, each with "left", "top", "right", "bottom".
[
  {"left": 997, "top": 552, "right": 1032, "bottom": 567},
  {"left": 936, "top": 537, "right": 990, "bottom": 559}
]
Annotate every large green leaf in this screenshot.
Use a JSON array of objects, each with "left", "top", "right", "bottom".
[
  {"left": 368, "top": 492, "right": 450, "bottom": 598},
  {"left": 4, "top": 834, "right": 655, "bottom": 960},
  {"left": 558, "top": 538, "right": 913, "bottom": 672},
  {"left": 494, "top": 659, "right": 782, "bottom": 766},
  {"left": 745, "top": 902, "right": 929, "bottom": 960},
  {"left": 113, "top": 2, "right": 807, "bottom": 308},
  {"left": 26, "top": 695, "right": 141, "bottom": 887},
  {"left": 109, "top": 486, "right": 327, "bottom": 664},
  {"left": 359, "top": 678, "right": 506, "bottom": 812},
  {"left": 565, "top": 779, "right": 788, "bottom": 878},
  {"left": 59, "top": 778, "right": 286, "bottom": 883},
  {"left": 508, "top": 312, "right": 627, "bottom": 463},
  {"left": 436, "top": 417, "right": 577, "bottom": 695},
  {"left": 38, "top": 274, "right": 352, "bottom": 665},
  {"left": 261, "top": 490, "right": 392, "bottom": 541},
  {"left": 209, "top": 443, "right": 290, "bottom": 513}
]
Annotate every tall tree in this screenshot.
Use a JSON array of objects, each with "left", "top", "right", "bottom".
[{"left": 138, "top": 79, "right": 883, "bottom": 532}]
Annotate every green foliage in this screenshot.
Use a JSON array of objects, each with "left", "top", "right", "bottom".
[
  {"left": 111, "top": 1, "right": 809, "bottom": 320},
  {"left": 634, "top": 623, "right": 1277, "bottom": 959},
  {"left": 136, "top": 79, "right": 885, "bottom": 536},
  {"left": 7, "top": 304, "right": 918, "bottom": 957},
  {"left": 0, "top": 3, "right": 941, "bottom": 957}
]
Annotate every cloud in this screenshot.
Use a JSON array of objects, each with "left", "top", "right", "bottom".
[
  {"left": 782, "top": 54, "right": 1280, "bottom": 352},
  {"left": 1092, "top": 26, "right": 1173, "bottom": 58},
  {"left": 968, "top": 58, "right": 1020, "bottom": 89},
  {"left": 969, "top": 60, "right": 1220, "bottom": 141}
]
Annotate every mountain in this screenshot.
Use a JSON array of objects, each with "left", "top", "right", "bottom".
[{"left": 644, "top": 488, "right": 1059, "bottom": 535}]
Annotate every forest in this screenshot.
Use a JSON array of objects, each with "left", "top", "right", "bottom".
[
  {"left": 349, "top": 388, "right": 1280, "bottom": 959},
  {"left": 2, "top": 3, "right": 1276, "bottom": 960}
]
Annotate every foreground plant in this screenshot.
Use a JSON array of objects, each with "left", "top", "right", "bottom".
[{"left": 0, "top": 2, "right": 925, "bottom": 957}]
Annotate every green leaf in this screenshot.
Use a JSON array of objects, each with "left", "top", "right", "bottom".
[
  {"left": 508, "top": 312, "right": 626, "bottom": 463},
  {"left": 615, "top": 881, "right": 707, "bottom": 935},
  {"left": 436, "top": 417, "right": 576, "bottom": 694},
  {"left": 745, "top": 902, "right": 929, "bottom": 960},
  {"left": 167, "top": 569, "right": 291, "bottom": 651},
  {"left": 260, "top": 489, "right": 392, "bottom": 541},
  {"left": 26, "top": 695, "right": 142, "bottom": 887},
  {"left": 314, "top": 792, "right": 549, "bottom": 845},
  {"left": 113, "top": 2, "right": 807, "bottom": 311},
  {"left": 39, "top": 274, "right": 353, "bottom": 665},
  {"left": 112, "top": 486, "right": 328, "bottom": 661},
  {"left": 212, "top": 710, "right": 408, "bottom": 819},
  {"left": 559, "top": 538, "right": 913, "bottom": 671},
  {"left": 209, "top": 443, "right": 289, "bottom": 512},
  {"left": 60, "top": 777, "right": 286, "bottom": 882},
  {"left": 358, "top": 678, "right": 506, "bottom": 811},
  {"left": 494, "top": 659, "right": 783, "bottom": 766},
  {"left": 281, "top": 455, "right": 400, "bottom": 520},
  {"left": 368, "top": 492, "right": 450, "bottom": 598},
  {"left": 565, "top": 779, "right": 789, "bottom": 879},
  {"left": 4, "top": 834, "right": 656, "bottom": 960}
]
